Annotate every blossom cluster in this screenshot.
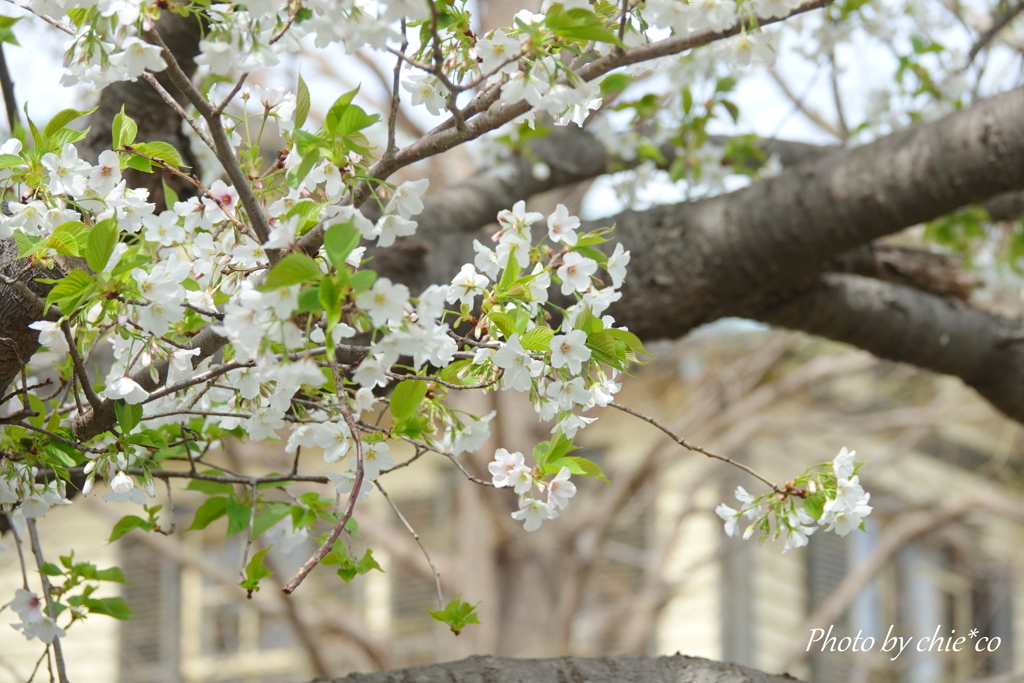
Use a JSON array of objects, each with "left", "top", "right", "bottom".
[
  {"left": 715, "top": 448, "right": 873, "bottom": 552},
  {"left": 9, "top": 589, "right": 65, "bottom": 644}
]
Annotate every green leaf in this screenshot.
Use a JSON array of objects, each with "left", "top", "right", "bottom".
[
  {"left": 239, "top": 547, "right": 273, "bottom": 593},
  {"left": 187, "top": 496, "right": 229, "bottom": 531},
  {"left": 390, "top": 380, "right": 428, "bottom": 424},
  {"left": 319, "top": 275, "right": 341, "bottom": 325},
  {"left": 720, "top": 100, "right": 740, "bottom": 124},
  {"left": 25, "top": 105, "right": 48, "bottom": 154},
  {"left": 0, "top": 15, "right": 21, "bottom": 46},
  {"left": 252, "top": 504, "right": 291, "bottom": 539},
  {"left": 112, "top": 106, "right": 137, "bottom": 148},
  {"left": 14, "top": 231, "right": 40, "bottom": 258},
  {"left": 334, "top": 105, "right": 381, "bottom": 137},
  {"left": 599, "top": 73, "right": 631, "bottom": 96},
  {"left": 533, "top": 432, "right": 577, "bottom": 466},
  {"left": 85, "top": 217, "right": 119, "bottom": 272},
  {"left": 94, "top": 566, "right": 129, "bottom": 584},
  {"left": 115, "top": 400, "right": 143, "bottom": 434},
  {"left": 496, "top": 253, "right": 519, "bottom": 294},
  {"left": 295, "top": 73, "right": 311, "bottom": 130},
  {"left": 544, "top": 4, "right": 623, "bottom": 46},
  {"left": 161, "top": 177, "right": 179, "bottom": 208},
  {"left": 519, "top": 326, "right": 554, "bottom": 351},
  {"left": 427, "top": 595, "right": 481, "bottom": 636},
  {"left": 259, "top": 253, "right": 322, "bottom": 290},
  {"left": 43, "top": 106, "right": 96, "bottom": 140},
  {"left": 547, "top": 456, "right": 611, "bottom": 484},
  {"left": 49, "top": 125, "right": 89, "bottom": 148},
  {"left": 323, "top": 219, "right": 361, "bottom": 270},
  {"left": 803, "top": 495, "right": 826, "bottom": 520},
  {"left": 47, "top": 220, "right": 88, "bottom": 257},
  {"left": 324, "top": 86, "right": 361, "bottom": 134},
  {"left": 0, "top": 153, "right": 23, "bottom": 169},
  {"left": 226, "top": 496, "right": 252, "bottom": 536},
  {"left": 605, "top": 328, "right": 653, "bottom": 361},
  {"left": 44, "top": 269, "right": 93, "bottom": 314},
  {"left": 132, "top": 141, "right": 186, "bottom": 169},
  {"left": 39, "top": 562, "right": 64, "bottom": 576},
  {"left": 350, "top": 269, "right": 376, "bottom": 293},
  {"left": 109, "top": 515, "right": 148, "bottom": 542},
  {"left": 125, "top": 154, "right": 153, "bottom": 173},
  {"left": 297, "top": 286, "right": 324, "bottom": 313},
  {"left": 84, "top": 596, "right": 133, "bottom": 620},
  {"left": 488, "top": 312, "right": 516, "bottom": 339}
]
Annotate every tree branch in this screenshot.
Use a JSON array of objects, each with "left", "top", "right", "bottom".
[{"left": 746, "top": 274, "right": 1024, "bottom": 423}]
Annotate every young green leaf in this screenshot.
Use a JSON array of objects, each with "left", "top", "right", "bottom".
[
  {"left": 427, "top": 596, "right": 481, "bottom": 636},
  {"left": 259, "top": 253, "right": 322, "bottom": 290},
  {"left": 85, "top": 217, "right": 119, "bottom": 272}
]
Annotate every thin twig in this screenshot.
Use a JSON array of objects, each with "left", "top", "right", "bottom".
[
  {"left": 608, "top": 402, "right": 781, "bottom": 493},
  {"left": 142, "top": 29, "right": 275, "bottom": 250},
  {"left": 966, "top": 0, "right": 1024, "bottom": 66},
  {"left": 5, "top": 512, "right": 29, "bottom": 590},
  {"left": 240, "top": 482, "right": 259, "bottom": 592},
  {"left": 376, "top": 480, "right": 444, "bottom": 608},
  {"left": 282, "top": 363, "right": 365, "bottom": 594},
  {"left": 25, "top": 519, "right": 69, "bottom": 683},
  {"left": 61, "top": 321, "right": 102, "bottom": 411}
]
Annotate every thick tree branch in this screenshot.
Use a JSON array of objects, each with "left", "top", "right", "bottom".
[
  {"left": 745, "top": 274, "right": 1024, "bottom": 423},
  {"left": 320, "top": 654, "right": 800, "bottom": 682}
]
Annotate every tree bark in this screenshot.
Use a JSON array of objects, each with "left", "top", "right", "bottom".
[{"left": 319, "top": 654, "right": 802, "bottom": 683}]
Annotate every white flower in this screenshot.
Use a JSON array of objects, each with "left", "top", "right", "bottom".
[
  {"left": 28, "top": 321, "right": 69, "bottom": 355},
  {"left": 508, "top": 465, "right": 534, "bottom": 494},
  {"left": 546, "top": 204, "right": 580, "bottom": 246},
  {"left": 417, "top": 284, "right": 448, "bottom": 322},
  {"left": 385, "top": 178, "right": 429, "bottom": 219},
  {"left": 89, "top": 150, "right": 122, "bottom": 195},
  {"left": 832, "top": 447, "right": 856, "bottom": 482},
  {"left": 476, "top": 29, "right": 519, "bottom": 74},
  {"left": 554, "top": 412, "right": 596, "bottom": 438},
  {"left": 353, "top": 441, "right": 394, "bottom": 480},
  {"left": 783, "top": 507, "right": 817, "bottom": 552},
  {"left": 12, "top": 614, "right": 65, "bottom": 643},
  {"left": 319, "top": 422, "right": 353, "bottom": 463},
  {"left": 41, "top": 144, "right": 90, "bottom": 196},
  {"left": 327, "top": 471, "right": 373, "bottom": 500},
  {"left": 492, "top": 334, "right": 533, "bottom": 392},
  {"left": 547, "top": 377, "right": 593, "bottom": 410},
  {"left": 110, "top": 37, "right": 167, "bottom": 81},
  {"left": 451, "top": 411, "right": 496, "bottom": 455},
  {"left": 138, "top": 299, "right": 185, "bottom": 336},
  {"left": 606, "top": 243, "right": 630, "bottom": 288},
  {"left": 511, "top": 497, "right": 556, "bottom": 531},
  {"left": 716, "top": 503, "right": 741, "bottom": 537},
  {"left": 355, "top": 278, "right": 409, "bottom": 327},
  {"left": 375, "top": 214, "right": 418, "bottom": 248},
  {"left": 820, "top": 477, "right": 872, "bottom": 537},
  {"left": 104, "top": 377, "right": 149, "bottom": 404},
  {"left": 110, "top": 471, "right": 133, "bottom": 494},
  {"left": 353, "top": 356, "right": 388, "bottom": 388},
  {"left": 447, "top": 264, "right": 489, "bottom": 307},
  {"left": 473, "top": 240, "right": 501, "bottom": 280},
  {"left": 402, "top": 74, "right": 447, "bottom": 115},
  {"left": 142, "top": 211, "right": 186, "bottom": 247},
  {"left": 488, "top": 448, "right": 525, "bottom": 487},
  {"left": 557, "top": 252, "right": 598, "bottom": 295},
  {"left": 549, "top": 329, "right": 591, "bottom": 374},
  {"left": 545, "top": 467, "right": 576, "bottom": 510},
  {"left": 11, "top": 589, "right": 43, "bottom": 623},
  {"left": 497, "top": 200, "right": 543, "bottom": 233}
]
